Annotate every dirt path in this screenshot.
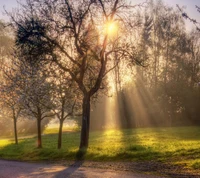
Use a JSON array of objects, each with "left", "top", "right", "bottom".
[{"left": 0, "top": 160, "right": 164, "bottom": 178}]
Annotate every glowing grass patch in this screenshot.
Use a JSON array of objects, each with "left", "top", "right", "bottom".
[{"left": 0, "top": 139, "right": 13, "bottom": 148}]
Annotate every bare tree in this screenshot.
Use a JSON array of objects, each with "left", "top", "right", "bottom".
[{"left": 177, "top": 4, "right": 200, "bottom": 31}]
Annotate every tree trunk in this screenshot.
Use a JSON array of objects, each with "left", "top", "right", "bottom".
[
  {"left": 37, "top": 116, "right": 42, "bottom": 148},
  {"left": 79, "top": 95, "right": 90, "bottom": 149},
  {"left": 58, "top": 119, "right": 64, "bottom": 149},
  {"left": 13, "top": 117, "right": 18, "bottom": 145}
]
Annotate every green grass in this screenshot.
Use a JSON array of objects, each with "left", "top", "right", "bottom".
[{"left": 0, "top": 126, "right": 200, "bottom": 170}]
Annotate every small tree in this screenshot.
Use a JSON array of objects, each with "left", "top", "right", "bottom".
[
  {"left": 12, "top": 58, "right": 54, "bottom": 148},
  {"left": 50, "top": 67, "right": 81, "bottom": 149}
]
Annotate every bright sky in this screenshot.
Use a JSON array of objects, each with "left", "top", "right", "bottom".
[{"left": 0, "top": 0, "right": 199, "bottom": 30}]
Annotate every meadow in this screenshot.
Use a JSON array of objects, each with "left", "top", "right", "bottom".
[{"left": 0, "top": 126, "right": 200, "bottom": 171}]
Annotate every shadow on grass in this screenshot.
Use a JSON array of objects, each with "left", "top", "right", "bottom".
[
  {"left": 76, "top": 147, "right": 87, "bottom": 160},
  {"left": 0, "top": 133, "right": 88, "bottom": 162},
  {"left": 0, "top": 131, "right": 159, "bottom": 162}
]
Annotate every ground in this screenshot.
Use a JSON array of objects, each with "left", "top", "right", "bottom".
[
  {"left": 0, "top": 159, "right": 200, "bottom": 178},
  {"left": 1, "top": 127, "right": 200, "bottom": 177},
  {"left": 0, "top": 159, "right": 161, "bottom": 178}
]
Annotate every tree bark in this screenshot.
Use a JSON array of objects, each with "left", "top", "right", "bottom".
[
  {"left": 37, "top": 116, "right": 42, "bottom": 148},
  {"left": 13, "top": 117, "right": 18, "bottom": 145},
  {"left": 58, "top": 119, "right": 64, "bottom": 149},
  {"left": 79, "top": 94, "right": 90, "bottom": 149}
]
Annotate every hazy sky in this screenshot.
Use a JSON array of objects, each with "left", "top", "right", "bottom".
[{"left": 0, "top": 0, "right": 199, "bottom": 30}]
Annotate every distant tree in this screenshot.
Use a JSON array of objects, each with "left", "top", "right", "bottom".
[
  {"left": 0, "top": 21, "right": 21, "bottom": 143},
  {"left": 0, "top": 76, "right": 22, "bottom": 144},
  {"left": 11, "top": 0, "right": 144, "bottom": 149},
  {"left": 12, "top": 57, "right": 54, "bottom": 148},
  {"left": 112, "top": 0, "right": 195, "bottom": 127}
]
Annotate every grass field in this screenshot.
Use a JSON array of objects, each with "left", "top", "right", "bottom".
[{"left": 0, "top": 126, "right": 200, "bottom": 170}]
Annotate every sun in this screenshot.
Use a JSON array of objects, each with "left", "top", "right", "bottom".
[{"left": 104, "top": 21, "right": 118, "bottom": 37}]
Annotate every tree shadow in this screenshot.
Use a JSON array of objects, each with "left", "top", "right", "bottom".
[
  {"left": 54, "top": 161, "right": 85, "bottom": 178},
  {"left": 53, "top": 147, "right": 88, "bottom": 177}
]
